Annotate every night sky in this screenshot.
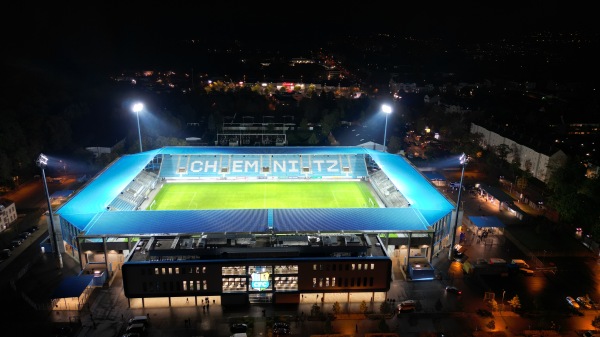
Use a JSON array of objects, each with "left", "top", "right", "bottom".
[{"left": 4, "top": 1, "right": 599, "bottom": 72}]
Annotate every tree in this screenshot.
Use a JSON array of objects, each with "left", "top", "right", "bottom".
[
  {"left": 311, "top": 303, "right": 321, "bottom": 316},
  {"left": 508, "top": 295, "right": 521, "bottom": 311},
  {"left": 360, "top": 300, "right": 368, "bottom": 314},
  {"left": 592, "top": 315, "right": 600, "bottom": 329},
  {"left": 495, "top": 144, "right": 511, "bottom": 164},
  {"left": 332, "top": 301, "right": 341, "bottom": 316}
]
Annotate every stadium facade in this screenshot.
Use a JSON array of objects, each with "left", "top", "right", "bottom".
[{"left": 54, "top": 146, "right": 457, "bottom": 306}]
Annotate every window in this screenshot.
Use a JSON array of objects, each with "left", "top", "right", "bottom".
[
  {"left": 196, "top": 266, "right": 200, "bottom": 274},
  {"left": 203, "top": 280, "right": 207, "bottom": 290},
  {"left": 196, "top": 280, "right": 201, "bottom": 290},
  {"left": 175, "top": 267, "right": 180, "bottom": 274},
  {"left": 325, "top": 277, "right": 329, "bottom": 287},
  {"left": 154, "top": 268, "right": 160, "bottom": 275},
  {"left": 319, "top": 278, "right": 323, "bottom": 287},
  {"left": 313, "top": 264, "right": 317, "bottom": 271},
  {"left": 370, "top": 263, "right": 375, "bottom": 270},
  {"left": 352, "top": 264, "right": 355, "bottom": 271},
  {"left": 168, "top": 268, "right": 172, "bottom": 274},
  {"left": 331, "top": 277, "right": 336, "bottom": 287},
  {"left": 358, "top": 264, "right": 362, "bottom": 271},
  {"left": 182, "top": 281, "right": 188, "bottom": 291},
  {"left": 202, "top": 266, "right": 206, "bottom": 274},
  {"left": 313, "top": 278, "right": 317, "bottom": 287}
]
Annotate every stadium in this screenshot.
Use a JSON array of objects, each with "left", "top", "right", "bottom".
[{"left": 53, "top": 146, "right": 456, "bottom": 308}]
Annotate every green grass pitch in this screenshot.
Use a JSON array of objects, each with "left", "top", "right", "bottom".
[{"left": 149, "top": 181, "right": 378, "bottom": 210}]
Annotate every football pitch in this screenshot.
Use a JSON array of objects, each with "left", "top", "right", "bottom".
[{"left": 149, "top": 181, "right": 378, "bottom": 210}]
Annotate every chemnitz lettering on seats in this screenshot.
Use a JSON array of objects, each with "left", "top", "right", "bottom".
[{"left": 189, "top": 160, "right": 340, "bottom": 173}]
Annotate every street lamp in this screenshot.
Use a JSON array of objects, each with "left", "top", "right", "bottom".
[
  {"left": 132, "top": 102, "right": 144, "bottom": 152},
  {"left": 382, "top": 104, "right": 392, "bottom": 152},
  {"left": 36, "top": 153, "right": 63, "bottom": 269},
  {"left": 448, "top": 153, "right": 469, "bottom": 260}
]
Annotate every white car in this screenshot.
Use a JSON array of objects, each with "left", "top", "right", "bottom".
[{"left": 566, "top": 296, "right": 580, "bottom": 309}]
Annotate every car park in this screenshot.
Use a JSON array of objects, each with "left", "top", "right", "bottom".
[{"left": 566, "top": 296, "right": 580, "bottom": 309}]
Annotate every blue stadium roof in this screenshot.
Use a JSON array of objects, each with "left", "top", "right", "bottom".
[{"left": 58, "top": 146, "right": 454, "bottom": 235}]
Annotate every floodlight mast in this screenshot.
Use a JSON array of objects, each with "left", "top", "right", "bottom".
[
  {"left": 36, "top": 153, "right": 63, "bottom": 269},
  {"left": 382, "top": 104, "right": 392, "bottom": 152},
  {"left": 132, "top": 102, "right": 144, "bottom": 152},
  {"left": 448, "top": 153, "right": 468, "bottom": 261}
]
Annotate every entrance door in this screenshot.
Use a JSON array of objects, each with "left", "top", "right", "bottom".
[{"left": 249, "top": 293, "right": 272, "bottom": 304}]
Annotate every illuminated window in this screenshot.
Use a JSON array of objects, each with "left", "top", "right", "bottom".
[
  {"left": 364, "top": 263, "right": 368, "bottom": 270},
  {"left": 202, "top": 266, "right": 206, "bottom": 274},
  {"left": 313, "top": 264, "right": 317, "bottom": 271},
  {"left": 325, "top": 277, "right": 330, "bottom": 287},
  {"left": 162, "top": 268, "right": 166, "bottom": 275},
  {"left": 370, "top": 263, "right": 375, "bottom": 270},
  {"left": 319, "top": 278, "right": 323, "bottom": 287},
  {"left": 358, "top": 264, "right": 362, "bottom": 271},
  {"left": 196, "top": 280, "right": 200, "bottom": 290},
  {"left": 168, "top": 268, "right": 172, "bottom": 274},
  {"left": 196, "top": 266, "right": 200, "bottom": 273},
  {"left": 154, "top": 268, "right": 160, "bottom": 275},
  {"left": 331, "top": 277, "right": 336, "bottom": 287},
  {"left": 203, "top": 280, "right": 207, "bottom": 290},
  {"left": 175, "top": 267, "right": 179, "bottom": 274},
  {"left": 313, "top": 278, "right": 317, "bottom": 287},
  {"left": 183, "top": 281, "right": 188, "bottom": 291},
  {"left": 351, "top": 264, "right": 355, "bottom": 271}
]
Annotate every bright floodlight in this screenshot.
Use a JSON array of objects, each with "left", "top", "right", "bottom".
[
  {"left": 382, "top": 104, "right": 392, "bottom": 114},
  {"left": 132, "top": 102, "right": 144, "bottom": 152},
  {"left": 382, "top": 104, "right": 393, "bottom": 152},
  {"left": 132, "top": 102, "right": 144, "bottom": 113},
  {"left": 36, "top": 153, "right": 49, "bottom": 168}
]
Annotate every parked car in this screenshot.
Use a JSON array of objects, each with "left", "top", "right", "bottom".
[
  {"left": 397, "top": 300, "right": 417, "bottom": 313},
  {"left": 566, "top": 296, "right": 580, "bottom": 309},
  {"left": 10, "top": 239, "right": 23, "bottom": 249},
  {"left": 272, "top": 322, "right": 290, "bottom": 335},
  {"left": 445, "top": 286, "right": 462, "bottom": 295},
  {"left": 577, "top": 296, "right": 593, "bottom": 309},
  {"left": 519, "top": 268, "right": 535, "bottom": 276},
  {"left": 26, "top": 225, "right": 39, "bottom": 233},
  {"left": 18, "top": 232, "right": 31, "bottom": 240},
  {"left": 230, "top": 323, "right": 248, "bottom": 333}
]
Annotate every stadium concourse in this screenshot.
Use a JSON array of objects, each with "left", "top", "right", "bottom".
[{"left": 50, "top": 146, "right": 457, "bottom": 307}]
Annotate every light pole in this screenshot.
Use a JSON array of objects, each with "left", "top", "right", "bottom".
[
  {"left": 448, "top": 153, "right": 468, "bottom": 260},
  {"left": 36, "top": 153, "right": 63, "bottom": 269},
  {"left": 382, "top": 104, "right": 392, "bottom": 152},
  {"left": 132, "top": 102, "right": 144, "bottom": 152}
]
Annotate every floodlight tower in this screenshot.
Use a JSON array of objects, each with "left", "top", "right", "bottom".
[
  {"left": 448, "top": 153, "right": 469, "bottom": 261},
  {"left": 381, "top": 104, "right": 392, "bottom": 152},
  {"left": 36, "top": 153, "right": 63, "bottom": 269},
  {"left": 132, "top": 102, "right": 144, "bottom": 152}
]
